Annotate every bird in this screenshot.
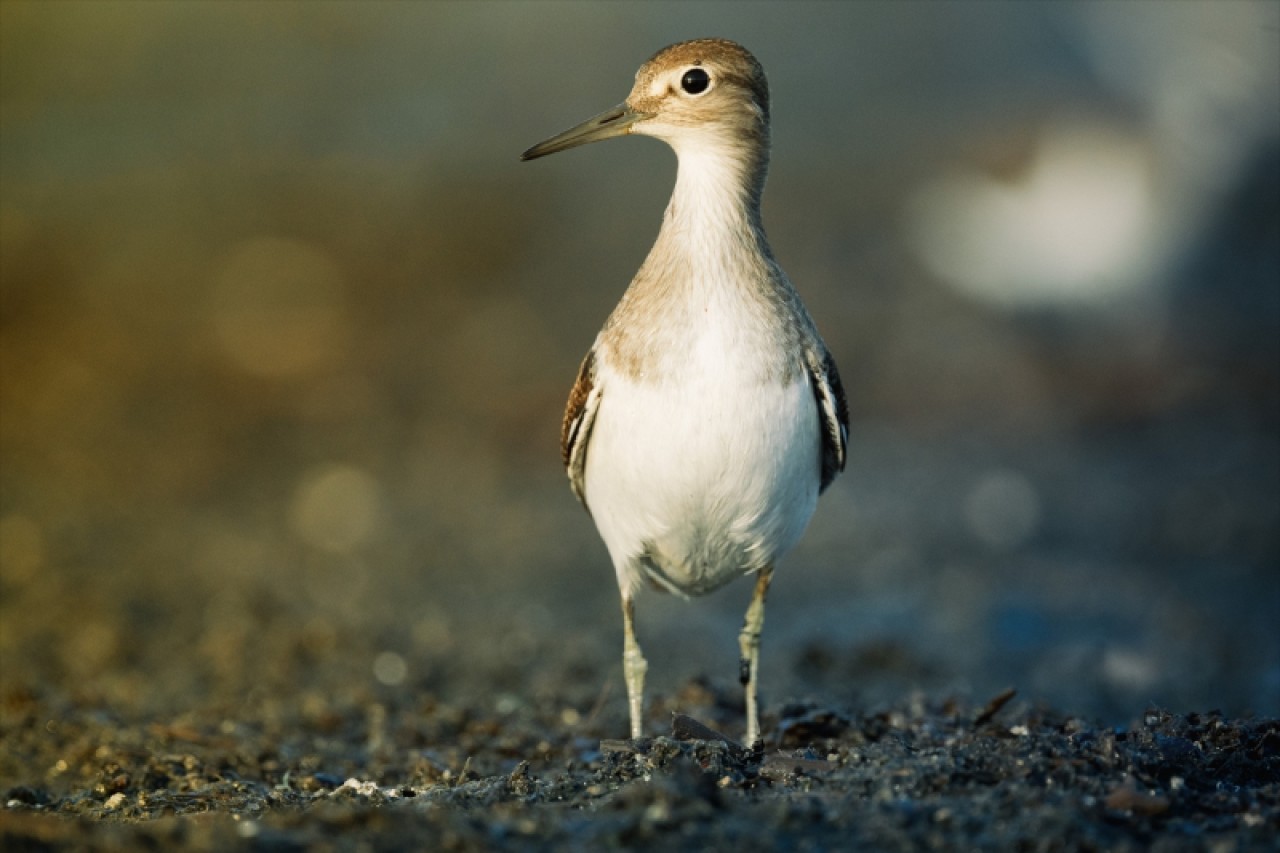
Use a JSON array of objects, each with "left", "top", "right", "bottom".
[{"left": 521, "top": 38, "right": 847, "bottom": 746}]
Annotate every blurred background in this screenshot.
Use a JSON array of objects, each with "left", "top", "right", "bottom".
[{"left": 1, "top": 1, "right": 1276, "bottom": 729}]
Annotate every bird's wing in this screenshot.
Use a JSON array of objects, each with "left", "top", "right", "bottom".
[
  {"left": 806, "top": 347, "right": 848, "bottom": 493},
  {"left": 562, "top": 347, "right": 602, "bottom": 507}
]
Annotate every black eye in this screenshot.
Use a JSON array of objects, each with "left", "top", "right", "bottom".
[{"left": 681, "top": 67, "right": 710, "bottom": 95}]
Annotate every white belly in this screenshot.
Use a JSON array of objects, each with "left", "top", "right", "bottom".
[{"left": 583, "top": 347, "right": 821, "bottom": 598}]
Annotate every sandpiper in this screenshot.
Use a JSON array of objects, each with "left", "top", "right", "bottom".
[{"left": 522, "top": 38, "right": 847, "bottom": 745}]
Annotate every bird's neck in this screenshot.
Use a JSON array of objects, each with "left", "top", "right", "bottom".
[
  {"left": 655, "top": 140, "right": 772, "bottom": 273},
  {"left": 602, "top": 140, "right": 790, "bottom": 380}
]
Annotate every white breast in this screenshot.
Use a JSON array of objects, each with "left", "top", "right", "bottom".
[{"left": 583, "top": 320, "right": 821, "bottom": 598}]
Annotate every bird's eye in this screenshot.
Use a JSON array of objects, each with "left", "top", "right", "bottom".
[{"left": 680, "top": 68, "right": 711, "bottom": 95}]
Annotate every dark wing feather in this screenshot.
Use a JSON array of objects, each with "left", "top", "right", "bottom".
[
  {"left": 806, "top": 348, "right": 848, "bottom": 493},
  {"left": 561, "top": 349, "right": 602, "bottom": 506}
]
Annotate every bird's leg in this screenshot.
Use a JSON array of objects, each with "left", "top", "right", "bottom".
[
  {"left": 738, "top": 567, "right": 773, "bottom": 746},
  {"left": 622, "top": 595, "right": 648, "bottom": 739}
]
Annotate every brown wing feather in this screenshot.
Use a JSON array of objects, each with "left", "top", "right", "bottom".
[{"left": 561, "top": 349, "right": 601, "bottom": 506}]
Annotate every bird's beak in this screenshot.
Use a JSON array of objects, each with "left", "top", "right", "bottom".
[{"left": 521, "top": 103, "right": 649, "bottom": 161}]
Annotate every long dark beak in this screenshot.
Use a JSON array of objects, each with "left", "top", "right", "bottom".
[{"left": 521, "top": 103, "right": 649, "bottom": 161}]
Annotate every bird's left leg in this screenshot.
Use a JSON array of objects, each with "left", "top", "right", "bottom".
[
  {"left": 738, "top": 566, "right": 773, "bottom": 746},
  {"left": 622, "top": 594, "right": 648, "bottom": 739}
]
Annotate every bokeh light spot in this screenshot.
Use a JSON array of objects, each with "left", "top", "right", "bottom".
[
  {"left": 289, "top": 464, "right": 383, "bottom": 553},
  {"left": 965, "top": 470, "right": 1042, "bottom": 551},
  {"left": 0, "top": 514, "right": 45, "bottom": 585},
  {"left": 372, "top": 651, "right": 407, "bottom": 686},
  {"left": 210, "top": 237, "right": 346, "bottom": 377},
  {"left": 908, "top": 122, "right": 1156, "bottom": 307}
]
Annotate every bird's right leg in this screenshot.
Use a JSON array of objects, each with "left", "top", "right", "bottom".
[
  {"left": 622, "top": 594, "right": 648, "bottom": 739},
  {"left": 738, "top": 566, "right": 773, "bottom": 746}
]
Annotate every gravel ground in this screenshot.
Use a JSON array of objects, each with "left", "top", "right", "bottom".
[{"left": 2, "top": 674, "right": 1277, "bottom": 851}]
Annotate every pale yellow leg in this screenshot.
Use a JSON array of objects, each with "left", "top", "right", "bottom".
[
  {"left": 738, "top": 567, "right": 773, "bottom": 746},
  {"left": 622, "top": 595, "right": 648, "bottom": 739}
]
